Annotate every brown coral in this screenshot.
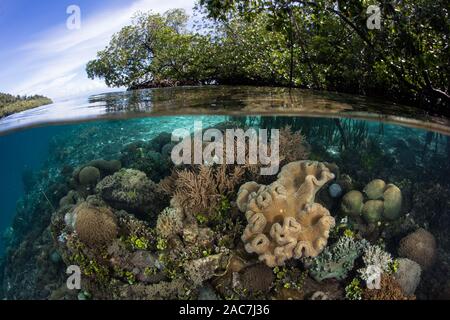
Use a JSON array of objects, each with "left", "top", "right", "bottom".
[
  {"left": 161, "top": 164, "right": 245, "bottom": 217},
  {"left": 237, "top": 160, "right": 336, "bottom": 267},
  {"left": 362, "top": 275, "right": 415, "bottom": 300},
  {"left": 398, "top": 228, "right": 437, "bottom": 270},
  {"left": 279, "top": 126, "right": 310, "bottom": 164},
  {"left": 78, "top": 166, "right": 100, "bottom": 186},
  {"left": 156, "top": 206, "right": 184, "bottom": 239},
  {"left": 74, "top": 202, "right": 118, "bottom": 248}
]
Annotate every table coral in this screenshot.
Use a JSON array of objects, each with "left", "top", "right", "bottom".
[{"left": 236, "top": 160, "right": 336, "bottom": 267}]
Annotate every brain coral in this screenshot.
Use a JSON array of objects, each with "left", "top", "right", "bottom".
[
  {"left": 236, "top": 160, "right": 336, "bottom": 267},
  {"left": 78, "top": 166, "right": 100, "bottom": 186},
  {"left": 398, "top": 228, "right": 436, "bottom": 270},
  {"left": 74, "top": 202, "right": 118, "bottom": 247}
]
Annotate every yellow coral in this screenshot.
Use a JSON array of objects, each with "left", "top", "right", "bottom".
[{"left": 237, "top": 161, "right": 336, "bottom": 267}]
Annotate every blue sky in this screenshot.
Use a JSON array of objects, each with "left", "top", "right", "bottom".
[{"left": 0, "top": 0, "right": 195, "bottom": 101}]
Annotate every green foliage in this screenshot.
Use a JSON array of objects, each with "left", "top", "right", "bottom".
[
  {"left": 199, "top": 0, "right": 450, "bottom": 110},
  {"left": 86, "top": 9, "right": 214, "bottom": 89},
  {"left": 87, "top": 1, "right": 449, "bottom": 110},
  {"left": 0, "top": 93, "right": 52, "bottom": 118}
]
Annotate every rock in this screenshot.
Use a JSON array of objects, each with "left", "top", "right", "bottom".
[
  {"left": 393, "top": 258, "right": 421, "bottom": 295},
  {"left": 198, "top": 285, "right": 219, "bottom": 300},
  {"left": 398, "top": 228, "right": 437, "bottom": 270}
]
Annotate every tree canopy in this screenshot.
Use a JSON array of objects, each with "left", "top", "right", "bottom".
[{"left": 86, "top": 2, "right": 450, "bottom": 111}]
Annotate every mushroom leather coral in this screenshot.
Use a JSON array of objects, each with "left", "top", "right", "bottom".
[{"left": 236, "top": 160, "right": 336, "bottom": 267}]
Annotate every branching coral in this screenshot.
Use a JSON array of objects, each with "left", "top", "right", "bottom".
[
  {"left": 156, "top": 207, "right": 184, "bottom": 239},
  {"left": 236, "top": 160, "right": 336, "bottom": 267},
  {"left": 160, "top": 165, "right": 245, "bottom": 217},
  {"left": 278, "top": 126, "right": 310, "bottom": 164},
  {"left": 358, "top": 245, "right": 393, "bottom": 289},
  {"left": 73, "top": 202, "right": 118, "bottom": 248},
  {"left": 308, "top": 235, "right": 369, "bottom": 282}
]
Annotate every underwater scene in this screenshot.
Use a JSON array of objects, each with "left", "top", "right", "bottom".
[{"left": 1, "top": 94, "right": 450, "bottom": 301}]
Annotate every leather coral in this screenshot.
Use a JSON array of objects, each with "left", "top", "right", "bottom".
[{"left": 236, "top": 161, "right": 336, "bottom": 267}]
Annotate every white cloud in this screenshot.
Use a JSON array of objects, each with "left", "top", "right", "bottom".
[{"left": 0, "top": 0, "right": 194, "bottom": 101}]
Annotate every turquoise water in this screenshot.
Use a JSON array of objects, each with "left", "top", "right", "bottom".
[{"left": 1, "top": 88, "right": 450, "bottom": 300}]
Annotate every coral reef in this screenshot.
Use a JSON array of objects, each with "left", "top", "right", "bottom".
[
  {"left": 87, "top": 159, "right": 122, "bottom": 175},
  {"left": 237, "top": 161, "right": 336, "bottom": 267},
  {"left": 73, "top": 202, "right": 118, "bottom": 248},
  {"left": 96, "top": 168, "right": 168, "bottom": 218},
  {"left": 307, "top": 235, "right": 368, "bottom": 282},
  {"left": 184, "top": 253, "right": 229, "bottom": 286},
  {"left": 358, "top": 245, "right": 393, "bottom": 289},
  {"left": 156, "top": 207, "right": 184, "bottom": 239},
  {"left": 393, "top": 258, "right": 421, "bottom": 295},
  {"left": 238, "top": 263, "right": 274, "bottom": 294},
  {"left": 363, "top": 179, "right": 385, "bottom": 200},
  {"left": 362, "top": 275, "right": 414, "bottom": 300},
  {"left": 341, "top": 179, "right": 403, "bottom": 223},
  {"left": 398, "top": 228, "right": 437, "bottom": 270},
  {"left": 78, "top": 166, "right": 100, "bottom": 186},
  {"left": 161, "top": 165, "right": 245, "bottom": 218},
  {"left": 340, "top": 190, "right": 364, "bottom": 217}
]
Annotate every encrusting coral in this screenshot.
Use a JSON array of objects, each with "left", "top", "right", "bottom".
[
  {"left": 96, "top": 168, "right": 168, "bottom": 217},
  {"left": 73, "top": 202, "right": 118, "bottom": 248},
  {"left": 236, "top": 160, "right": 336, "bottom": 267}
]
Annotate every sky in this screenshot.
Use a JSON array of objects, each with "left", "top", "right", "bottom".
[{"left": 0, "top": 0, "right": 195, "bottom": 101}]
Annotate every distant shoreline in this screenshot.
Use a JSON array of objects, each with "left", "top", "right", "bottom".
[{"left": 0, "top": 94, "right": 53, "bottom": 119}]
